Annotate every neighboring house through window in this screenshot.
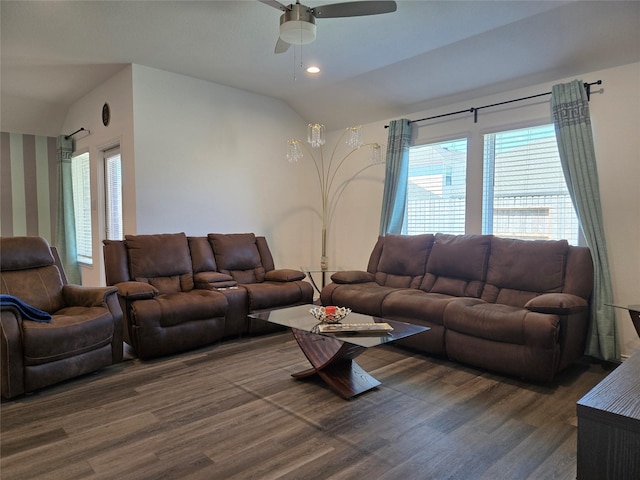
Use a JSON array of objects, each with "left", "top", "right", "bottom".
[
  {"left": 403, "top": 123, "right": 579, "bottom": 245},
  {"left": 482, "top": 124, "right": 579, "bottom": 243},
  {"left": 406, "top": 138, "right": 467, "bottom": 235}
]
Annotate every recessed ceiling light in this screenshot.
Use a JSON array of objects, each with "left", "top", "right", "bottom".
[{"left": 306, "top": 66, "right": 320, "bottom": 74}]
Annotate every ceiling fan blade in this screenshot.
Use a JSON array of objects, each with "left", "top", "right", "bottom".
[
  {"left": 275, "top": 37, "right": 291, "bottom": 54},
  {"left": 258, "top": 0, "right": 289, "bottom": 12},
  {"left": 311, "top": 1, "right": 397, "bottom": 18}
]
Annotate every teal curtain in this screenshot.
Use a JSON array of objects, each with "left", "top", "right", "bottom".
[
  {"left": 55, "top": 136, "right": 81, "bottom": 285},
  {"left": 379, "top": 119, "right": 411, "bottom": 235},
  {"left": 551, "top": 80, "right": 618, "bottom": 361}
]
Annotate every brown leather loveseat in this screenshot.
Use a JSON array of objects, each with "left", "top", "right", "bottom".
[
  {"left": 104, "top": 232, "right": 313, "bottom": 358},
  {"left": 321, "top": 233, "right": 593, "bottom": 382}
]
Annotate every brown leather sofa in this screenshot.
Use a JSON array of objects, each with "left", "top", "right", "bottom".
[
  {"left": 103, "top": 232, "right": 313, "bottom": 358},
  {"left": 1, "top": 236, "right": 123, "bottom": 399},
  {"left": 321, "top": 233, "right": 593, "bottom": 382}
]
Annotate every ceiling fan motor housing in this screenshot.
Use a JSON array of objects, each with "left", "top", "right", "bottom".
[{"left": 279, "top": 3, "right": 316, "bottom": 45}]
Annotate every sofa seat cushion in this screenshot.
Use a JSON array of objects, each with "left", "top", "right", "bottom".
[
  {"left": 445, "top": 299, "right": 560, "bottom": 348},
  {"left": 131, "top": 290, "right": 227, "bottom": 328},
  {"left": 242, "top": 281, "right": 311, "bottom": 311},
  {"left": 382, "top": 290, "right": 456, "bottom": 326},
  {"left": 322, "top": 282, "right": 399, "bottom": 317},
  {"left": 22, "top": 306, "right": 114, "bottom": 366}
]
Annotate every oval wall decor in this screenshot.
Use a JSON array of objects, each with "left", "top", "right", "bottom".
[{"left": 102, "top": 103, "right": 111, "bottom": 127}]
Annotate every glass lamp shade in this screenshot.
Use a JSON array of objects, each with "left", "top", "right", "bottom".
[
  {"left": 370, "top": 143, "right": 383, "bottom": 164},
  {"left": 307, "top": 123, "right": 325, "bottom": 148},
  {"left": 286, "top": 140, "right": 303, "bottom": 162},
  {"left": 346, "top": 125, "right": 363, "bottom": 148}
]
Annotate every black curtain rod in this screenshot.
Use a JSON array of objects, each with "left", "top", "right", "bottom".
[
  {"left": 385, "top": 80, "right": 602, "bottom": 128},
  {"left": 64, "top": 127, "right": 88, "bottom": 139}
]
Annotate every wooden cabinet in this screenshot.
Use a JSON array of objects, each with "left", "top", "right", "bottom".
[{"left": 577, "top": 350, "right": 640, "bottom": 480}]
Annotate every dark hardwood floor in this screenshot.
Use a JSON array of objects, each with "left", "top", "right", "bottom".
[{"left": 1, "top": 332, "right": 611, "bottom": 480}]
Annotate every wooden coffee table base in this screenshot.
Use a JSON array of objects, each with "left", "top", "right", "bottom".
[{"left": 291, "top": 328, "right": 381, "bottom": 399}]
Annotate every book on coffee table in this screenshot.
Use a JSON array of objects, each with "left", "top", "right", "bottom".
[{"left": 317, "top": 322, "right": 394, "bottom": 334}]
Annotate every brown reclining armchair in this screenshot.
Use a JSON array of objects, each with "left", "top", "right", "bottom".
[{"left": 0, "top": 236, "right": 123, "bottom": 399}]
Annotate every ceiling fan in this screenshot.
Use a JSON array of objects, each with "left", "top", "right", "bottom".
[{"left": 258, "top": 0, "right": 397, "bottom": 53}]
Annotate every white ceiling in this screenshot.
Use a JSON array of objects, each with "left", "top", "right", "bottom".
[{"left": 2, "top": 0, "right": 639, "bottom": 130}]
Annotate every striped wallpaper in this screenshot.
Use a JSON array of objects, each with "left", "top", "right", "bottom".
[{"left": 1, "top": 132, "right": 58, "bottom": 242}]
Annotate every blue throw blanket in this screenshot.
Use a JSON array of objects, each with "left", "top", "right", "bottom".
[{"left": 0, "top": 294, "right": 52, "bottom": 322}]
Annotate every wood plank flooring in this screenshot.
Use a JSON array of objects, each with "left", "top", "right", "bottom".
[{"left": 1, "top": 332, "right": 612, "bottom": 480}]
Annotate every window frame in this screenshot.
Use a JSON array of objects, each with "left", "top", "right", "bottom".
[
  {"left": 70, "top": 150, "right": 93, "bottom": 265},
  {"left": 405, "top": 135, "right": 469, "bottom": 236},
  {"left": 103, "top": 146, "right": 123, "bottom": 241},
  {"left": 401, "top": 114, "right": 583, "bottom": 246},
  {"left": 481, "top": 122, "right": 580, "bottom": 244}
]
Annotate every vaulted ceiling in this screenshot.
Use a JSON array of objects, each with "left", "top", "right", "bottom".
[{"left": 2, "top": 0, "right": 639, "bottom": 130}]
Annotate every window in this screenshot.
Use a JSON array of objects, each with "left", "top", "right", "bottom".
[
  {"left": 406, "top": 138, "right": 467, "bottom": 234},
  {"left": 482, "top": 124, "right": 579, "bottom": 244},
  {"left": 71, "top": 152, "right": 92, "bottom": 264},
  {"left": 104, "top": 147, "right": 123, "bottom": 241}
]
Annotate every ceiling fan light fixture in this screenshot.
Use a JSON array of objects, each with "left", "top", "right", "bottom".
[
  {"left": 279, "top": 3, "right": 316, "bottom": 45},
  {"left": 280, "top": 20, "right": 316, "bottom": 44}
]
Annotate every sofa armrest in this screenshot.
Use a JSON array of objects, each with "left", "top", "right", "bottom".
[
  {"left": 62, "top": 285, "right": 120, "bottom": 307},
  {"left": 194, "top": 272, "right": 238, "bottom": 289},
  {"left": 330, "top": 270, "right": 375, "bottom": 284},
  {"left": 264, "top": 269, "right": 306, "bottom": 282},
  {"left": 525, "top": 293, "right": 588, "bottom": 315},
  {"left": 112, "top": 281, "right": 159, "bottom": 300}
]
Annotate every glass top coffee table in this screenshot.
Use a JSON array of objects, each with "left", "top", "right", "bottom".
[{"left": 249, "top": 304, "right": 429, "bottom": 399}]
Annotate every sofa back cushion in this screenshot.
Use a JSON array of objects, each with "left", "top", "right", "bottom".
[
  {"left": 208, "top": 233, "right": 265, "bottom": 284},
  {"left": 420, "top": 234, "right": 491, "bottom": 297},
  {"left": 256, "top": 236, "right": 276, "bottom": 272},
  {"left": 103, "top": 239, "right": 131, "bottom": 284},
  {"left": 366, "top": 236, "right": 385, "bottom": 274},
  {"left": 125, "top": 233, "right": 194, "bottom": 294},
  {"left": 373, "top": 234, "right": 434, "bottom": 288},
  {"left": 0, "top": 236, "right": 65, "bottom": 313},
  {"left": 482, "top": 236, "right": 568, "bottom": 306},
  {"left": 188, "top": 236, "right": 217, "bottom": 273},
  {"left": 563, "top": 246, "right": 593, "bottom": 299}
]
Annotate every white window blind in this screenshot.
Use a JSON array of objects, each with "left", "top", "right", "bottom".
[
  {"left": 406, "top": 138, "right": 467, "bottom": 235},
  {"left": 482, "top": 124, "right": 579, "bottom": 244},
  {"left": 104, "top": 148, "right": 123, "bottom": 241},
  {"left": 71, "top": 152, "right": 92, "bottom": 264}
]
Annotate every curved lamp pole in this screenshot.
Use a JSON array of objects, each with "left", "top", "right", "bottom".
[{"left": 287, "top": 125, "right": 383, "bottom": 270}]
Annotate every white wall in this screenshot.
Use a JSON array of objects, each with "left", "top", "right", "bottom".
[
  {"left": 130, "top": 65, "right": 319, "bottom": 269},
  {"left": 60, "top": 65, "right": 135, "bottom": 287},
  {"left": 329, "top": 62, "right": 640, "bottom": 357}
]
